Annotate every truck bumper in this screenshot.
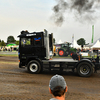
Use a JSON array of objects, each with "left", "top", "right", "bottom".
[{"left": 19, "top": 62, "right": 25, "bottom": 69}]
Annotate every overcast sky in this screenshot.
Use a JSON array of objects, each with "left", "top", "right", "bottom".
[{"left": 0, "top": 0, "right": 100, "bottom": 44}]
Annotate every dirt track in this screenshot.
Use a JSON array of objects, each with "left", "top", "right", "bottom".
[{"left": 0, "top": 56, "right": 100, "bottom": 100}]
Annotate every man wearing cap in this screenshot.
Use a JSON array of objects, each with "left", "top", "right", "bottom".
[{"left": 49, "top": 74, "right": 68, "bottom": 100}]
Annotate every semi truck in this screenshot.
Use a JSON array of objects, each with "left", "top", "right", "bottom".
[{"left": 18, "top": 29, "right": 100, "bottom": 77}]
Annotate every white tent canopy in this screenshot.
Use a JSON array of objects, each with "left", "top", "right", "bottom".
[
  {"left": 91, "top": 40, "right": 100, "bottom": 48},
  {"left": 57, "top": 40, "right": 63, "bottom": 44},
  {"left": 71, "top": 40, "right": 81, "bottom": 49}
]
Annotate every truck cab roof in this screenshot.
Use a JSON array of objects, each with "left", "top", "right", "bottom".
[{"left": 18, "top": 31, "right": 44, "bottom": 38}]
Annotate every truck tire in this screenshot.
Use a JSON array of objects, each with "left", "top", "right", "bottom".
[
  {"left": 27, "top": 60, "right": 41, "bottom": 74},
  {"left": 58, "top": 49, "right": 65, "bottom": 56},
  {"left": 77, "top": 62, "right": 93, "bottom": 77}
]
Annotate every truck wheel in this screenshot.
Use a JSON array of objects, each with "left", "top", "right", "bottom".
[
  {"left": 27, "top": 60, "right": 41, "bottom": 74},
  {"left": 58, "top": 49, "right": 65, "bottom": 56},
  {"left": 77, "top": 62, "right": 93, "bottom": 77}
]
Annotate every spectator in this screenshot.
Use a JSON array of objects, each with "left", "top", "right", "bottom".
[{"left": 49, "top": 74, "right": 68, "bottom": 100}]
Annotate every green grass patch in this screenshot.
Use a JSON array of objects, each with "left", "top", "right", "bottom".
[
  {"left": 0, "top": 61, "right": 18, "bottom": 64},
  {"left": 53, "top": 55, "right": 72, "bottom": 59},
  {"left": 0, "top": 54, "right": 18, "bottom": 57}
]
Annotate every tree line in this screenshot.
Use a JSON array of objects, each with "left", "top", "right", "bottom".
[
  {"left": 0, "top": 35, "right": 86, "bottom": 47},
  {"left": 0, "top": 36, "right": 19, "bottom": 46}
]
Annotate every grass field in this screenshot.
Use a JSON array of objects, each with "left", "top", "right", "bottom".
[
  {"left": 0, "top": 54, "right": 18, "bottom": 57},
  {"left": 0, "top": 51, "right": 18, "bottom": 57}
]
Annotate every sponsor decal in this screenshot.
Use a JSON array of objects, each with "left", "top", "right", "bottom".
[{"left": 34, "top": 37, "right": 41, "bottom": 41}]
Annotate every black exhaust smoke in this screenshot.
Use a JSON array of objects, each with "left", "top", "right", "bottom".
[
  {"left": 52, "top": 0, "right": 68, "bottom": 26},
  {"left": 52, "top": 0, "right": 100, "bottom": 26},
  {"left": 71, "top": 0, "right": 94, "bottom": 14}
]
